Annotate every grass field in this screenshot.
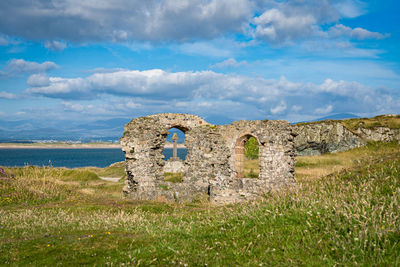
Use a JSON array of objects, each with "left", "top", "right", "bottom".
[{"left": 0, "top": 141, "right": 399, "bottom": 266}]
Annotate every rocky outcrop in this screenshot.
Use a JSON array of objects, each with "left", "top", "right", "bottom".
[
  {"left": 294, "top": 115, "right": 400, "bottom": 156},
  {"left": 294, "top": 122, "right": 365, "bottom": 156},
  {"left": 120, "top": 113, "right": 296, "bottom": 204},
  {"left": 355, "top": 127, "right": 400, "bottom": 142}
]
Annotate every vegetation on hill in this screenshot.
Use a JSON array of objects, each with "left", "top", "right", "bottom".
[
  {"left": 0, "top": 141, "right": 399, "bottom": 265},
  {"left": 341, "top": 114, "right": 400, "bottom": 131},
  {"left": 295, "top": 114, "right": 400, "bottom": 131}
]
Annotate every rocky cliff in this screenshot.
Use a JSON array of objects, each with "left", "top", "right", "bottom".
[
  {"left": 294, "top": 122, "right": 365, "bottom": 156},
  {"left": 294, "top": 115, "right": 400, "bottom": 156},
  {"left": 354, "top": 127, "right": 400, "bottom": 142}
]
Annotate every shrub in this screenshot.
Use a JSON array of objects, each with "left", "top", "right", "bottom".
[{"left": 244, "top": 137, "right": 259, "bottom": 159}]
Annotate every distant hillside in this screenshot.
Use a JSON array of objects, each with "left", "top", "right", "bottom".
[
  {"left": 295, "top": 113, "right": 360, "bottom": 124},
  {"left": 1, "top": 114, "right": 398, "bottom": 143},
  {"left": 0, "top": 118, "right": 130, "bottom": 142},
  {"left": 315, "top": 113, "right": 360, "bottom": 121}
]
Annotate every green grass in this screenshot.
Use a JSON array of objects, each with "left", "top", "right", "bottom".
[
  {"left": 86, "top": 161, "right": 127, "bottom": 178},
  {"left": 0, "top": 141, "right": 399, "bottom": 265},
  {"left": 60, "top": 169, "right": 99, "bottom": 181},
  {"left": 164, "top": 172, "right": 183, "bottom": 183},
  {"left": 243, "top": 169, "right": 258, "bottom": 178},
  {"left": 244, "top": 158, "right": 259, "bottom": 178},
  {"left": 296, "top": 141, "right": 400, "bottom": 181},
  {"left": 342, "top": 114, "right": 400, "bottom": 131}
]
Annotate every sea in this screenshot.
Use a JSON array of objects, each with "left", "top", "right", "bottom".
[{"left": 0, "top": 148, "right": 187, "bottom": 168}]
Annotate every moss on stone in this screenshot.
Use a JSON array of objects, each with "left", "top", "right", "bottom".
[{"left": 159, "top": 185, "right": 169, "bottom": 191}]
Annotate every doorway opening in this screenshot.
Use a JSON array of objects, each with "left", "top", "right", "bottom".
[{"left": 235, "top": 135, "right": 259, "bottom": 178}]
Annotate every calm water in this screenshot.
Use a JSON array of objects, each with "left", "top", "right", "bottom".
[{"left": 0, "top": 148, "right": 187, "bottom": 168}]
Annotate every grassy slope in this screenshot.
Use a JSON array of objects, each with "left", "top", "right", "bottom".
[
  {"left": 341, "top": 115, "right": 400, "bottom": 131},
  {"left": 295, "top": 114, "right": 400, "bottom": 132},
  {"left": 0, "top": 142, "right": 399, "bottom": 266}
]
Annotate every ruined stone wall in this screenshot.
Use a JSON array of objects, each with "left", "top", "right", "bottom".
[
  {"left": 120, "top": 113, "right": 296, "bottom": 204},
  {"left": 209, "top": 120, "right": 296, "bottom": 204}
]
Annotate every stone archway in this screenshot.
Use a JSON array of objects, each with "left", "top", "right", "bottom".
[
  {"left": 162, "top": 126, "right": 188, "bottom": 183},
  {"left": 235, "top": 134, "right": 259, "bottom": 178}
]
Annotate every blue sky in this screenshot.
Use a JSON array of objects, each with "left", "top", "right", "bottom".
[{"left": 0, "top": 0, "right": 399, "bottom": 128}]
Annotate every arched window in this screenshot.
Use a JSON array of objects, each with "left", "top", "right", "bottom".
[
  {"left": 162, "top": 127, "right": 187, "bottom": 183},
  {"left": 163, "top": 127, "right": 187, "bottom": 161},
  {"left": 235, "top": 135, "right": 259, "bottom": 178}
]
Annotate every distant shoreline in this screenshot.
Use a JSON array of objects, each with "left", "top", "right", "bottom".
[
  {"left": 0, "top": 142, "right": 186, "bottom": 149},
  {"left": 0, "top": 143, "right": 122, "bottom": 149}
]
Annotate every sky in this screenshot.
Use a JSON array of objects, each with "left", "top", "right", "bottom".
[{"left": 0, "top": 0, "right": 399, "bottom": 129}]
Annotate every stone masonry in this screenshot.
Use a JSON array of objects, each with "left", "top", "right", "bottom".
[{"left": 120, "top": 113, "right": 297, "bottom": 204}]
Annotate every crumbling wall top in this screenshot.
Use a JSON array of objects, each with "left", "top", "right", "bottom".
[{"left": 147, "top": 113, "right": 212, "bottom": 131}]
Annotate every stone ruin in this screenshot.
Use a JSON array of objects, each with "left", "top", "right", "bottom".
[{"left": 120, "top": 113, "right": 296, "bottom": 204}]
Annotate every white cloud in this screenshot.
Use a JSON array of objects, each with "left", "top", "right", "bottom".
[
  {"left": 29, "top": 77, "right": 90, "bottom": 99},
  {"left": 315, "top": 105, "right": 333, "bottom": 114},
  {"left": 350, "top": 27, "right": 389, "bottom": 40},
  {"left": 292, "top": 105, "right": 302, "bottom": 112},
  {"left": 62, "top": 99, "right": 142, "bottom": 115},
  {"left": 254, "top": 8, "right": 316, "bottom": 44},
  {"left": 125, "top": 100, "right": 141, "bottom": 109},
  {"left": 247, "top": 57, "right": 400, "bottom": 89},
  {"left": 62, "top": 102, "right": 85, "bottom": 112},
  {"left": 0, "top": 59, "right": 58, "bottom": 78},
  {"left": 26, "top": 68, "right": 400, "bottom": 119},
  {"left": 333, "top": 0, "right": 367, "bottom": 18},
  {"left": 318, "top": 78, "right": 368, "bottom": 97},
  {"left": 29, "top": 69, "right": 220, "bottom": 99},
  {"left": 45, "top": 40, "right": 67, "bottom": 51},
  {"left": 252, "top": 0, "right": 341, "bottom": 45},
  {"left": 0, "top": 36, "right": 8, "bottom": 46},
  {"left": 0, "top": 91, "right": 17, "bottom": 99},
  {"left": 211, "top": 58, "right": 247, "bottom": 68},
  {"left": 84, "top": 68, "right": 127, "bottom": 74},
  {"left": 252, "top": 0, "right": 387, "bottom": 45},
  {"left": 0, "top": 0, "right": 254, "bottom": 42},
  {"left": 0, "top": 0, "right": 384, "bottom": 47},
  {"left": 328, "top": 24, "right": 389, "bottom": 40},
  {"left": 27, "top": 74, "right": 50, "bottom": 87},
  {"left": 270, "top": 101, "right": 287, "bottom": 114},
  {"left": 177, "top": 41, "right": 233, "bottom": 58}
]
